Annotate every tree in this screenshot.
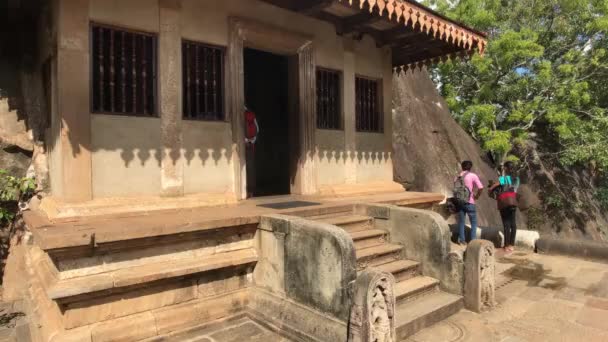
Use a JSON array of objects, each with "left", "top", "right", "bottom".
[{"left": 423, "top": 0, "right": 608, "bottom": 173}]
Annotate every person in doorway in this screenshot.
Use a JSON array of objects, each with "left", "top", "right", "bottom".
[
  {"left": 244, "top": 105, "right": 259, "bottom": 198},
  {"left": 489, "top": 161, "right": 520, "bottom": 253},
  {"left": 454, "top": 161, "right": 484, "bottom": 245}
]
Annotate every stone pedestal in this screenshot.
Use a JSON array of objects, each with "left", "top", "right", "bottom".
[{"left": 464, "top": 240, "right": 496, "bottom": 313}]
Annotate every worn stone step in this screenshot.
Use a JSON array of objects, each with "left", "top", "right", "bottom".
[
  {"left": 356, "top": 244, "right": 402, "bottom": 270},
  {"left": 374, "top": 259, "right": 420, "bottom": 282},
  {"left": 350, "top": 229, "right": 387, "bottom": 249},
  {"left": 395, "top": 291, "right": 463, "bottom": 340},
  {"left": 318, "top": 215, "right": 373, "bottom": 232},
  {"left": 394, "top": 276, "right": 439, "bottom": 302},
  {"left": 47, "top": 248, "right": 258, "bottom": 300}
]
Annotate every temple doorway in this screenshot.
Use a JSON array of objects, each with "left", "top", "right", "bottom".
[{"left": 244, "top": 48, "right": 291, "bottom": 197}]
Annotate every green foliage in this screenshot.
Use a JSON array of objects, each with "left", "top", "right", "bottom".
[
  {"left": 424, "top": 0, "right": 608, "bottom": 172},
  {"left": 596, "top": 178, "right": 608, "bottom": 210},
  {"left": 0, "top": 170, "right": 35, "bottom": 226}
]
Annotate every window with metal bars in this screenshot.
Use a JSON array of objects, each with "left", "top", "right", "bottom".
[
  {"left": 91, "top": 24, "right": 157, "bottom": 116},
  {"left": 182, "top": 40, "right": 225, "bottom": 121},
  {"left": 355, "top": 76, "right": 382, "bottom": 133},
  {"left": 316, "top": 68, "right": 341, "bottom": 130}
]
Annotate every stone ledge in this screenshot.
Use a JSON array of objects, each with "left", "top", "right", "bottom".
[
  {"left": 42, "top": 248, "right": 257, "bottom": 301},
  {"left": 536, "top": 238, "right": 608, "bottom": 262}
]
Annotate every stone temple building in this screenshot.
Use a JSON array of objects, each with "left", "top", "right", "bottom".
[{"left": 2, "top": 1, "right": 494, "bottom": 341}]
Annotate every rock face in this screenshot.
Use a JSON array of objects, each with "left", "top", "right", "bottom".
[
  {"left": 0, "top": 98, "right": 32, "bottom": 178},
  {"left": 392, "top": 68, "right": 505, "bottom": 228}
]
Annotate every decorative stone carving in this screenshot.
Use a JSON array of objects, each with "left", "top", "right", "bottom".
[
  {"left": 464, "top": 240, "right": 496, "bottom": 313},
  {"left": 349, "top": 269, "right": 396, "bottom": 342}
]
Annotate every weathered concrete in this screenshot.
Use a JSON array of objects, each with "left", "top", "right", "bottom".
[
  {"left": 257, "top": 214, "right": 357, "bottom": 321},
  {"left": 464, "top": 240, "right": 496, "bottom": 313},
  {"left": 536, "top": 238, "right": 608, "bottom": 262}
]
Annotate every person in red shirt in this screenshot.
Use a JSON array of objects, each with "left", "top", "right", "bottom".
[{"left": 244, "top": 106, "right": 259, "bottom": 197}]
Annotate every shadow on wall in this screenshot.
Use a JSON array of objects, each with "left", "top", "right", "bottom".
[{"left": 392, "top": 67, "right": 507, "bottom": 228}]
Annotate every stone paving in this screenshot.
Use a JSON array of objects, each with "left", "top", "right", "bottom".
[
  {"left": 150, "top": 316, "right": 293, "bottom": 342},
  {"left": 406, "top": 251, "right": 608, "bottom": 342}
]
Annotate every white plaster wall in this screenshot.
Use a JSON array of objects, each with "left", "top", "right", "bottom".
[
  {"left": 87, "top": 0, "right": 395, "bottom": 198},
  {"left": 182, "top": 121, "right": 233, "bottom": 194},
  {"left": 316, "top": 129, "right": 346, "bottom": 186},
  {"left": 355, "top": 132, "right": 393, "bottom": 183},
  {"left": 90, "top": 0, "right": 159, "bottom": 33},
  {"left": 91, "top": 115, "right": 161, "bottom": 197}
]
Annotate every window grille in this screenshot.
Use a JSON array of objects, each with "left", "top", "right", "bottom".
[
  {"left": 91, "top": 24, "right": 157, "bottom": 116},
  {"left": 316, "top": 68, "right": 341, "bottom": 130},
  {"left": 182, "top": 40, "right": 225, "bottom": 121},
  {"left": 355, "top": 76, "right": 382, "bottom": 132}
]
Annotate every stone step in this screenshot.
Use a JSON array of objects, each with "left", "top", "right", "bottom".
[
  {"left": 350, "top": 229, "right": 387, "bottom": 249},
  {"left": 356, "top": 244, "right": 402, "bottom": 269},
  {"left": 317, "top": 214, "right": 373, "bottom": 232},
  {"left": 373, "top": 259, "right": 420, "bottom": 282},
  {"left": 47, "top": 248, "right": 257, "bottom": 300},
  {"left": 394, "top": 276, "right": 439, "bottom": 303},
  {"left": 395, "top": 291, "right": 463, "bottom": 340}
]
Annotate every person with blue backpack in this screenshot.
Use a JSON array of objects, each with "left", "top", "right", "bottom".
[
  {"left": 453, "top": 161, "right": 485, "bottom": 245},
  {"left": 489, "top": 161, "right": 520, "bottom": 253}
]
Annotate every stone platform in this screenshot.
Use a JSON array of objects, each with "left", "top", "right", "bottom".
[
  {"left": 406, "top": 251, "right": 608, "bottom": 342},
  {"left": 4, "top": 190, "right": 455, "bottom": 342},
  {"left": 26, "top": 191, "right": 444, "bottom": 250}
]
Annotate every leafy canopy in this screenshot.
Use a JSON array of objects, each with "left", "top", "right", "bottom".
[{"left": 423, "top": 0, "right": 608, "bottom": 172}]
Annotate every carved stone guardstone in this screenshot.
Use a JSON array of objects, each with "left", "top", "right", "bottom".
[
  {"left": 464, "top": 239, "right": 496, "bottom": 313},
  {"left": 349, "top": 269, "right": 396, "bottom": 342}
]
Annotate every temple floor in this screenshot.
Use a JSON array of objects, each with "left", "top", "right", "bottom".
[
  {"left": 148, "top": 316, "right": 293, "bottom": 342},
  {"left": 406, "top": 251, "right": 608, "bottom": 342}
]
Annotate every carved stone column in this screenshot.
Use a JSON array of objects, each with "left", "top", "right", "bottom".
[
  {"left": 464, "top": 239, "right": 496, "bottom": 312},
  {"left": 349, "top": 269, "right": 396, "bottom": 342},
  {"left": 297, "top": 43, "right": 318, "bottom": 195},
  {"left": 159, "top": 0, "right": 183, "bottom": 197},
  {"left": 228, "top": 19, "right": 246, "bottom": 200}
]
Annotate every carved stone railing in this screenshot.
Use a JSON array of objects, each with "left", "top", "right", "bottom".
[
  {"left": 348, "top": 269, "right": 396, "bottom": 342},
  {"left": 464, "top": 240, "right": 496, "bottom": 313}
]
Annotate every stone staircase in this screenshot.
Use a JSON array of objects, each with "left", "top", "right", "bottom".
[{"left": 309, "top": 212, "right": 463, "bottom": 340}]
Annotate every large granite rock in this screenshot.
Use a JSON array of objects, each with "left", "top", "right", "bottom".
[{"left": 392, "top": 68, "right": 509, "bottom": 228}]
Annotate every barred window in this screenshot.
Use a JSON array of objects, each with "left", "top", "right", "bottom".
[
  {"left": 355, "top": 76, "right": 382, "bottom": 132},
  {"left": 91, "top": 24, "right": 157, "bottom": 116},
  {"left": 182, "top": 40, "right": 225, "bottom": 121},
  {"left": 316, "top": 68, "right": 341, "bottom": 130}
]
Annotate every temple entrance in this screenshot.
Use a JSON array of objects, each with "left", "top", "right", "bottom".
[{"left": 244, "top": 48, "right": 291, "bottom": 197}]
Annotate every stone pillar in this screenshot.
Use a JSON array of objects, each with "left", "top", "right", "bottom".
[
  {"left": 464, "top": 239, "right": 496, "bottom": 313},
  {"left": 56, "top": 0, "right": 92, "bottom": 202},
  {"left": 343, "top": 39, "right": 357, "bottom": 184},
  {"left": 159, "top": 0, "right": 184, "bottom": 197},
  {"left": 349, "top": 269, "right": 396, "bottom": 342},
  {"left": 227, "top": 19, "right": 246, "bottom": 200},
  {"left": 297, "top": 43, "right": 318, "bottom": 194},
  {"left": 382, "top": 47, "right": 393, "bottom": 153}
]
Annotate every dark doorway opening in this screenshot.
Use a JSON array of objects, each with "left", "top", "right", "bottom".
[{"left": 244, "top": 48, "right": 290, "bottom": 197}]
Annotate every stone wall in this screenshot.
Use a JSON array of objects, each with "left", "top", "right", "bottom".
[
  {"left": 48, "top": 0, "right": 396, "bottom": 200},
  {"left": 252, "top": 214, "right": 357, "bottom": 341}
]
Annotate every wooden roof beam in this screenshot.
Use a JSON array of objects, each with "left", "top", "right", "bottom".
[
  {"left": 337, "top": 6, "right": 384, "bottom": 35},
  {"left": 292, "top": 0, "right": 335, "bottom": 15},
  {"left": 393, "top": 45, "right": 464, "bottom": 66}
]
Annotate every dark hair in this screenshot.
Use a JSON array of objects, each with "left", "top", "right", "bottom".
[
  {"left": 503, "top": 161, "right": 515, "bottom": 175},
  {"left": 461, "top": 160, "right": 473, "bottom": 171}
]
